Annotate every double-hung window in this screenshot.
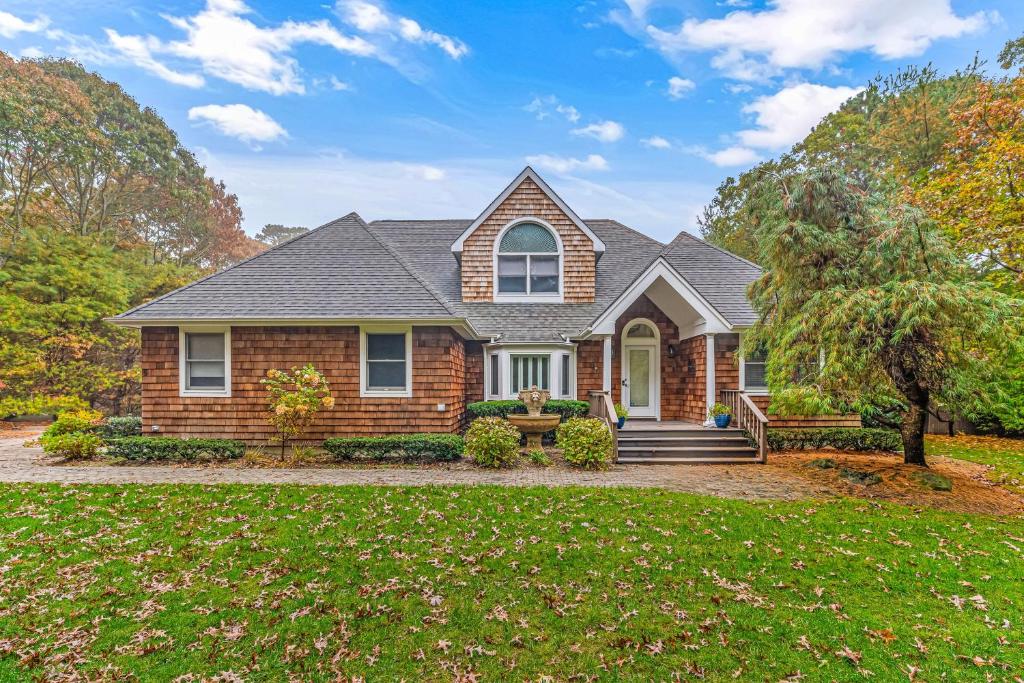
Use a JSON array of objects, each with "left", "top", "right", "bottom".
[
  {"left": 180, "top": 328, "right": 230, "bottom": 396},
  {"left": 742, "top": 347, "right": 768, "bottom": 393},
  {"left": 361, "top": 327, "right": 412, "bottom": 397},
  {"left": 496, "top": 222, "right": 561, "bottom": 298}
]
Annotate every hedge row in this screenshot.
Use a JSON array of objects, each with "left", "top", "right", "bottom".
[
  {"left": 106, "top": 437, "right": 245, "bottom": 462},
  {"left": 767, "top": 428, "right": 901, "bottom": 453},
  {"left": 466, "top": 400, "right": 589, "bottom": 421},
  {"left": 322, "top": 434, "right": 464, "bottom": 463}
]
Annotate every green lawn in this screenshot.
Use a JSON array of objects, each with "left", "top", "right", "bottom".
[
  {"left": 928, "top": 435, "right": 1024, "bottom": 494},
  {"left": 0, "top": 484, "right": 1021, "bottom": 681}
]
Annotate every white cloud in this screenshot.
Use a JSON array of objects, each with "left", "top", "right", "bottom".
[
  {"left": 702, "top": 145, "right": 760, "bottom": 167},
  {"left": 0, "top": 11, "right": 48, "bottom": 38},
  {"left": 398, "top": 163, "right": 446, "bottom": 181},
  {"left": 571, "top": 120, "right": 626, "bottom": 143},
  {"left": 104, "top": 0, "right": 374, "bottom": 95},
  {"left": 105, "top": 30, "right": 205, "bottom": 88},
  {"left": 329, "top": 76, "right": 351, "bottom": 91},
  {"left": 725, "top": 83, "right": 752, "bottom": 94},
  {"left": 524, "top": 95, "right": 580, "bottom": 123},
  {"left": 19, "top": 46, "right": 45, "bottom": 59},
  {"left": 525, "top": 154, "right": 609, "bottom": 174},
  {"left": 188, "top": 104, "right": 287, "bottom": 147},
  {"left": 646, "top": 0, "right": 990, "bottom": 81},
  {"left": 641, "top": 136, "right": 671, "bottom": 149},
  {"left": 666, "top": 76, "right": 695, "bottom": 99},
  {"left": 337, "top": 0, "right": 468, "bottom": 59},
  {"left": 737, "top": 82, "right": 862, "bottom": 150}
]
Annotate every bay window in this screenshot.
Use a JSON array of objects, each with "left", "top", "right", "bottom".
[{"left": 484, "top": 346, "right": 575, "bottom": 399}]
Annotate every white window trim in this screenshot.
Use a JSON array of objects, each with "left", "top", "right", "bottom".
[
  {"left": 179, "top": 326, "right": 231, "bottom": 398},
  {"left": 738, "top": 332, "right": 769, "bottom": 395},
  {"left": 483, "top": 343, "right": 576, "bottom": 399},
  {"left": 492, "top": 217, "right": 564, "bottom": 303},
  {"left": 621, "top": 318, "right": 660, "bottom": 419},
  {"left": 360, "top": 325, "right": 413, "bottom": 398}
]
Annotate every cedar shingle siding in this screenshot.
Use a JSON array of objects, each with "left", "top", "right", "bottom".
[
  {"left": 461, "top": 177, "right": 596, "bottom": 303},
  {"left": 141, "top": 326, "right": 467, "bottom": 443}
]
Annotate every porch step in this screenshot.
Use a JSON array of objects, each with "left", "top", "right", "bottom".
[{"left": 615, "top": 425, "right": 758, "bottom": 463}]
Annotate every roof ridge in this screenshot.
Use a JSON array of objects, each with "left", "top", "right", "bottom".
[
  {"left": 370, "top": 218, "right": 472, "bottom": 224},
  {"left": 113, "top": 214, "right": 356, "bottom": 320},
  {"left": 361, "top": 217, "right": 457, "bottom": 316},
  {"left": 663, "top": 230, "right": 762, "bottom": 270},
  {"left": 587, "top": 218, "right": 665, "bottom": 247}
]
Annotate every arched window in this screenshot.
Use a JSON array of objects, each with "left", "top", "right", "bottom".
[
  {"left": 496, "top": 222, "right": 560, "bottom": 296},
  {"left": 626, "top": 322, "right": 656, "bottom": 338}
]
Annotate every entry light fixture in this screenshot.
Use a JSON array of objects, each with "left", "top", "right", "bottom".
[{"left": 667, "top": 344, "right": 678, "bottom": 358}]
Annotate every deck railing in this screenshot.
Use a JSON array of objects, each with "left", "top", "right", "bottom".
[
  {"left": 587, "top": 390, "right": 619, "bottom": 462},
  {"left": 721, "top": 389, "right": 769, "bottom": 463}
]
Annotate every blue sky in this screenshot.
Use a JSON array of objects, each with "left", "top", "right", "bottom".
[{"left": 1, "top": 0, "right": 1020, "bottom": 242}]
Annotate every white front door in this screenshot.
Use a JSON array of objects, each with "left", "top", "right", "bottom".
[{"left": 624, "top": 346, "right": 657, "bottom": 418}]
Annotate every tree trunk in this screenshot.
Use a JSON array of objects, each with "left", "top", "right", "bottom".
[{"left": 900, "top": 388, "right": 929, "bottom": 466}]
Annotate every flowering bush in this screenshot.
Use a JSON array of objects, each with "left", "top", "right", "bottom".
[
  {"left": 465, "top": 417, "right": 521, "bottom": 468},
  {"left": 556, "top": 417, "right": 613, "bottom": 470},
  {"left": 260, "top": 364, "right": 333, "bottom": 458}
]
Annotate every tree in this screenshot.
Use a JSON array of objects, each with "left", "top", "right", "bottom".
[
  {"left": 915, "top": 76, "right": 1024, "bottom": 281},
  {"left": 261, "top": 365, "right": 334, "bottom": 458},
  {"left": 998, "top": 31, "right": 1024, "bottom": 71},
  {"left": 745, "top": 169, "right": 1021, "bottom": 465},
  {"left": 256, "top": 223, "right": 309, "bottom": 246}
]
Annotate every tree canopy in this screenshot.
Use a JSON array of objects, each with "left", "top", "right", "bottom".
[
  {"left": 0, "top": 53, "right": 264, "bottom": 416},
  {"left": 746, "top": 169, "right": 1021, "bottom": 464}
]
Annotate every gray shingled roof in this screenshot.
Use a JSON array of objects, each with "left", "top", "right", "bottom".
[
  {"left": 114, "top": 213, "right": 455, "bottom": 321},
  {"left": 115, "top": 212, "right": 761, "bottom": 338},
  {"left": 661, "top": 232, "right": 762, "bottom": 327}
]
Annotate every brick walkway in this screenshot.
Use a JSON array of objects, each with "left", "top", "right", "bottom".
[{"left": 0, "top": 432, "right": 825, "bottom": 501}]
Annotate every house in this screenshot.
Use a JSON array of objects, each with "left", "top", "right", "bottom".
[{"left": 111, "top": 167, "right": 855, "bottom": 461}]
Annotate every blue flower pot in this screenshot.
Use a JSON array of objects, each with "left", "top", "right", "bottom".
[
  {"left": 714, "top": 414, "right": 731, "bottom": 429},
  {"left": 617, "top": 416, "right": 626, "bottom": 429}
]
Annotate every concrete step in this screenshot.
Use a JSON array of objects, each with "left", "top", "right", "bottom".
[
  {"left": 618, "top": 455, "right": 760, "bottom": 464},
  {"left": 619, "top": 435, "right": 751, "bottom": 448}
]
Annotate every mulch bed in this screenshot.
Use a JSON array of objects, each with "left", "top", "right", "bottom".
[{"left": 767, "top": 450, "right": 1024, "bottom": 515}]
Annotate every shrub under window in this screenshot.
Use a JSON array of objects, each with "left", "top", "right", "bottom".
[
  {"left": 465, "top": 417, "right": 521, "bottom": 468},
  {"left": 323, "top": 434, "right": 463, "bottom": 463}
]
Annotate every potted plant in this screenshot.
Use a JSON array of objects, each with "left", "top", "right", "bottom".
[
  {"left": 707, "top": 402, "right": 732, "bottom": 428},
  {"left": 614, "top": 403, "right": 629, "bottom": 429}
]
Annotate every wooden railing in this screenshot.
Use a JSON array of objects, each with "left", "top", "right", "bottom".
[
  {"left": 587, "top": 390, "right": 619, "bottom": 462},
  {"left": 721, "top": 389, "right": 769, "bottom": 463}
]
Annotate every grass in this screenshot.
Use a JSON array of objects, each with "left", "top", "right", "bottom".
[
  {"left": 928, "top": 434, "right": 1024, "bottom": 494},
  {"left": 0, "top": 484, "right": 1021, "bottom": 681}
]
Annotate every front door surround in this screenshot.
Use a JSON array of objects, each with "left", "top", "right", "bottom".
[{"left": 621, "top": 318, "right": 660, "bottom": 419}]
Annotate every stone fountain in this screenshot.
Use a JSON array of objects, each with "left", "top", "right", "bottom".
[{"left": 506, "top": 385, "right": 561, "bottom": 450}]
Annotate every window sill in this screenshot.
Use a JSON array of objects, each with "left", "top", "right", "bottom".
[
  {"left": 180, "top": 389, "right": 231, "bottom": 398},
  {"left": 743, "top": 388, "right": 770, "bottom": 396},
  {"left": 493, "top": 294, "right": 563, "bottom": 304},
  {"left": 360, "top": 389, "right": 413, "bottom": 399}
]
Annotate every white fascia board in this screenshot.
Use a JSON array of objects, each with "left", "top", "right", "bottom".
[
  {"left": 108, "top": 317, "right": 481, "bottom": 339},
  {"left": 588, "top": 258, "right": 733, "bottom": 335},
  {"left": 451, "top": 166, "right": 606, "bottom": 254}
]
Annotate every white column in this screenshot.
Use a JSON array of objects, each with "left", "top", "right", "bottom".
[
  {"left": 703, "top": 333, "right": 716, "bottom": 426},
  {"left": 602, "top": 336, "right": 612, "bottom": 393}
]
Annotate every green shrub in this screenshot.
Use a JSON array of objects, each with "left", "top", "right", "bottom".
[
  {"left": 38, "top": 431, "right": 103, "bottom": 460},
  {"left": 40, "top": 409, "right": 103, "bottom": 438},
  {"left": 767, "top": 428, "right": 901, "bottom": 452},
  {"left": 556, "top": 417, "right": 613, "bottom": 470},
  {"left": 322, "top": 434, "right": 463, "bottom": 463},
  {"left": 0, "top": 394, "right": 88, "bottom": 418},
  {"left": 808, "top": 458, "right": 837, "bottom": 469},
  {"left": 100, "top": 416, "right": 142, "bottom": 439},
  {"left": 106, "top": 437, "right": 245, "bottom": 462},
  {"left": 465, "top": 417, "right": 521, "bottom": 468},
  {"left": 466, "top": 400, "right": 589, "bottom": 421},
  {"left": 528, "top": 449, "right": 553, "bottom": 467}
]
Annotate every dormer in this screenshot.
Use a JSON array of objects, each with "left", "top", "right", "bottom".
[{"left": 451, "top": 167, "right": 605, "bottom": 303}]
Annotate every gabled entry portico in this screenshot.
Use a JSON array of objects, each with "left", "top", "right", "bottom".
[{"left": 583, "top": 257, "right": 742, "bottom": 425}]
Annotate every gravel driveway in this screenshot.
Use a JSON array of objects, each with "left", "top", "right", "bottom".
[{"left": 0, "top": 431, "right": 826, "bottom": 501}]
